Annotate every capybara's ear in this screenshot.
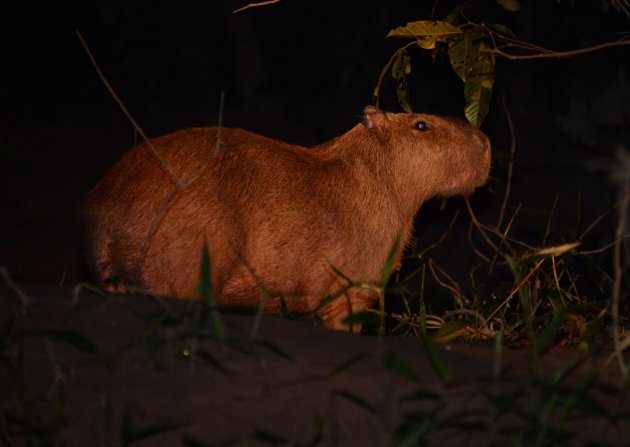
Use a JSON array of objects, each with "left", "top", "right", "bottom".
[{"left": 362, "top": 106, "right": 390, "bottom": 142}]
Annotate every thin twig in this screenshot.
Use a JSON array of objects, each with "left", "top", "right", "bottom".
[
  {"left": 578, "top": 234, "right": 630, "bottom": 256},
  {"left": 77, "top": 31, "right": 232, "bottom": 306},
  {"left": 84, "top": 63, "right": 218, "bottom": 289},
  {"left": 611, "top": 168, "right": 629, "bottom": 377},
  {"left": 614, "top": 0, "right": 630, "bottom": 19},
  {"left": 485, "top": 258, "right": 546, "bottom": 324},
  {"left": 45, "top": 339, "right": 65, "bottom": 398},
  {"left": 484, "top": 39, "right": 630, "bottom": 60},
  {"left": 428, "top": 259, "right": 465, "bottom": 308},
  {"left": 0, "top": 266, "right": 31, "bottom": 311},
  {"left": 177, "top": 91, "right": 226, "bottom": 190},
  {"left": 132, "top": 93, "right": 225, "bottom": 287},
  {"left": 488, "top": 203, "right": 522, "bottom": 275},
  {"left": 482, "top": 25, "right": 557, "bottom": 55},
  {"left": 467, "top": 221, "right": 491, "bottom": 262},
  {"left": 551, "top": 256, "right": 567, "bottom": 307},
  {"left": 132, "top": 186, "right": 183, "bottom": 287},
  {"left": 562, "top": 263, "right": 582, "bottom": 303},
  {"left": 443, "top": 308, "right": 490, "bottom": 329},
  {"left": 213, "top": 91, "right": 225, "bottom": 157},
  {"left": 75, "top": 30, "right": 182, "bottom": 186},
  {"left": 496, "top": 95, "right": 517, "bottom": 230},
  {"left": 416, "top": 210, "right": 460, "bottom": 259},
  {"left": 234, "top": 0, "right": 281, "bottom": 13},
  {"left": 465, "top": 197, "right": 500, "bottom": 253},
  {"left": 579, "top": 202, "right": 615, "bottom": 241},
  {"left": 373, "top": 42, "right": 416, "bottom": 107},
  {"left": 470, "top": 209, "right": 535, "bottom": 252}
]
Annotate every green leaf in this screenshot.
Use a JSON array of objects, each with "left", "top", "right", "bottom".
[
  {"left": 387, "top": 20, "right": 461, "bottom": 39},
  {"left": 392, "top": 51, "right": 412, "bottom": 112},
  {"left": 496, "top": 0, "right": 522, "bottom": 12},
  {"left": 448, "top": 31, "right": 483, "bottom": 82},
  {"left": 392, "top": 52, "right": 411, "bottom": 77},
  {"left": 462, "top": 44, "right": 495, "bottom": 127},
  {"left": 489, "top": 23, "right": 517, "bottom": 39},
  {"left": 444, "top": 3, "right": 471, "bottom": 26}
]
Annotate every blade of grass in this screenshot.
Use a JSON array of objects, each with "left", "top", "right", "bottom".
[
  {"left": 382, "top": 350, "right": 421, "bottom": 383},
  {"left": 197, "top": 239, "right": 224, "bottom": 340},
  {"left": 418, "top": 264, "right": 451, "bottom": 385},
  {"left": 332, "top": 390, "right": 377, "bottom": 414}
]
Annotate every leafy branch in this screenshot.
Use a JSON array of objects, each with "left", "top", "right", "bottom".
[{"left": 375, "top": 10, "right": 630, "bottom": 127}]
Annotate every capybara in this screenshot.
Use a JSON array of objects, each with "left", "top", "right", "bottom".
[{"left": 82, "top": 106, "right": 491, "bottom": 330}]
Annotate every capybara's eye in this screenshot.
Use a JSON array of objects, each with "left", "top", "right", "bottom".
[{"left": 414, "top": 121, "right": 427, "bottom": 131}]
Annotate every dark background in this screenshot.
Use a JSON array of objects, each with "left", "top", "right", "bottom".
[{"left": 1, "top": 1, "right": 628, "bottom": 307}]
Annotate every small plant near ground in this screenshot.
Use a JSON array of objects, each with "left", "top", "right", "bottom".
[{"left": 382, "top": 143, "right": 625, "bottom": 354}]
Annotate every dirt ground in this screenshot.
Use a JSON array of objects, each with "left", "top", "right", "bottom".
[{"left": 1, "top": 282, "right": 629, "bottom": 446}]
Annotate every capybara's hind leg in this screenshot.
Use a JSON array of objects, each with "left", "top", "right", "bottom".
[{"left": 86, "top": 233, "right": 127, "bottom": 294}]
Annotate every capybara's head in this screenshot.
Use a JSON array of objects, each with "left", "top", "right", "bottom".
[{"left": 361, "top": 105, "right": 491, "bottom": 204}]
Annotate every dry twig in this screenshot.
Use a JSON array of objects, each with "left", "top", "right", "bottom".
[
  {"left": 611, "top": 166, "right": 629, "bottom": 376},
  {"left": 77, "top": 31, "right": 226, "bottom": 289},
  {"left": 496, "top": 95, "right": 517, "bottom": 230},
  {"left": 75, "top": 31, "right": 182, "bottom": 186},
  {"left": 234, "top": 0, "right": 282, "bottom": 13},
  {"left": 0, "top": 266, "right": 31, "bottom": 311}
]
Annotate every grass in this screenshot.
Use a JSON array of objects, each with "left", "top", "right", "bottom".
[{"left": 384, "top": 196, "right": 621, "bottom": 350}]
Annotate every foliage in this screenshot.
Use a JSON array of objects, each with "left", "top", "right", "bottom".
[{"left": 374, "top": 2, "right": 630, "bottom": 127}]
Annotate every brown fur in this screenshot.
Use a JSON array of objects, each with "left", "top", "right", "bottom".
[{"left": 82, "top": 106, "right": 491, "bottom": 330}]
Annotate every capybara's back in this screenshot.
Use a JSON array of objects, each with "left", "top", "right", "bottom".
[{"left": 83, "top": 106, "right": 491, "bottom": 330}]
